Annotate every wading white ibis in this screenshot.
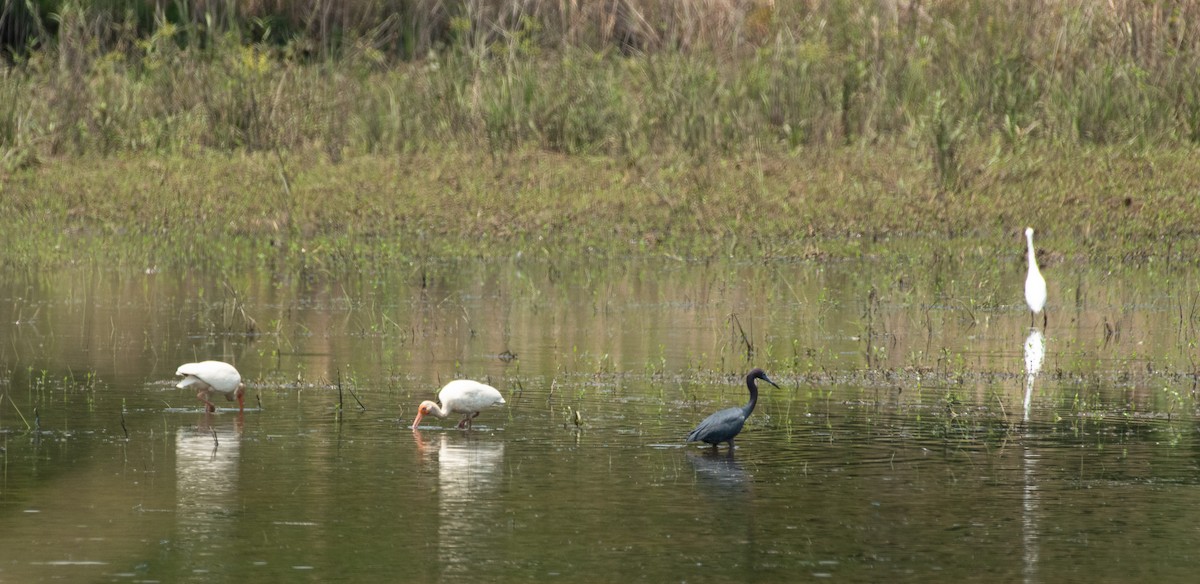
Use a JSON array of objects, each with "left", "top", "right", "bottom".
[
  {"left": 176, "top": 361, "right": 245, "bottom": 413},
  {"left": 687, "top": 369, "right": 780, "bottom": 449},
  {"left": 1025, "top": 227, "right": 1047, "bottom": 328},
  {"left": 410, "top": 379, "right": 506, "bottom": 430}
]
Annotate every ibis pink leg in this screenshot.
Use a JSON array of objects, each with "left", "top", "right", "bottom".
[{"left": 197, "top": 391, "right": 217, "bottom": 412}]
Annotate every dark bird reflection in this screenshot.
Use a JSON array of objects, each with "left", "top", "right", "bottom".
[
  {"left": 685, "top": 450, "right": 750, "bottom": 497},
  {"left": 684, "top": 449, "right": 757, "bottom": 568}
]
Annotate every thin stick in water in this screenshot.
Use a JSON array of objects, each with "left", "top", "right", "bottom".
[
  {"left": 335, "top": 369, "right": 344, "bottom": 421},
  {"left": 346, "top": 384, "right": 366, "bottom": 411}
]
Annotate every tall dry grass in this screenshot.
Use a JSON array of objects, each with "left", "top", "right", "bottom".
[{"left": 2, "top": 0, "right": 1200, "bottom": 178}]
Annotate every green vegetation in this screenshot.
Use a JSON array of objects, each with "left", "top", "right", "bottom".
[
  {"left": 2, "top": 1, "right": 1199, "bottom": 268},
  {"left": 3, "top": 146, "right": 1198, "bottom": 271}
]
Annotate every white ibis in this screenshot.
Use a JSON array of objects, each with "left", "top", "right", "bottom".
[
  {"left": 1024, "top": 227, "right": 1047, "bottom": 328},
  {"left": 687, "top": 369, "right": 780, "bottom": 449},
  {"left": 176, "top": 361, "right": 245, "bottom": 413},
  {"left": 410, "top": 379, "right": 506, "bottom": 430}
]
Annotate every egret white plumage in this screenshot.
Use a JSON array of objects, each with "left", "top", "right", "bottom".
[
  {"left": 176, "top": 360, "right": 245, "bottom": 413},
  {"left": 1024, "top": 227, "right": 1047, "bottom": 328},
  {"left": 410, "top": 379, "right": 506, "bottom": 430},
  {"left": 686, "top": 369, "right": 779, "bottom": 449}
]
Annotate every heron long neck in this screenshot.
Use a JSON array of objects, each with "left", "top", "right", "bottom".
[{"left": 743, "top": 377, "right": 759, "bottom": 416}]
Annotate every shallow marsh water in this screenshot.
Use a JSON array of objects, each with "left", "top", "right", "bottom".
[{"left": 2, "top": 245, "right": 1200, "bottom": 583}]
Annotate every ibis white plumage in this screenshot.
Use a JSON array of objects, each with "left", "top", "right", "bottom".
[
  {"left": 1024, "top": 227, "right": 1047, "bottom": 328},
  {"left": 176, "top": 361, "right": 245, "bottom": 412},
  {"left": 410, "top": 379, "right": 506, "bottom": 430}
]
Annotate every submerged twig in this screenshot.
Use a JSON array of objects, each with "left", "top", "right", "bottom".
[
  {"left": 336, "top": 369, "right": 344, "bottom": 421},
  {"left": 7, "top": 395, "right": 31, "bottom": 431},
  {"left": 730, "top": 313, "right": 754, "bottom": 360},
  {"left": 346, "top": 384, "right": 366, "bottom": 411}
]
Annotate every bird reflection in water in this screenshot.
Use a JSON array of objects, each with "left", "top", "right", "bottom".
[
  {"left": 1023, "top": 329, "right": 1045, "bottom": 421},
  {"left": 1021, "top": 329, "right": 1045, "bottom": 583},
  {"left": 685, "top": 450, "right": 750, "bottom": 496},
  {"left": 685, "top": 449, "right": 758, "bottom": 568},
  {"left": 174, "top": 414, "right": 244, "bottom": 572},
  {"left": 412, "top": 430, "right": 505, "bottom": 578}
]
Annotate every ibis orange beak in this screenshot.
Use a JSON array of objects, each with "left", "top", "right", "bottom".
[{"left": 410, "top": 410, "right": 425, "bottom": 430}]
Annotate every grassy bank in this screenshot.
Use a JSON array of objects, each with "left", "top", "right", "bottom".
[
  {"left": 2, "top": 2, "right": 1200, "bottom": 269},
  {"left": 3, "top": 145, "right": 1198, "bottom": 271}
]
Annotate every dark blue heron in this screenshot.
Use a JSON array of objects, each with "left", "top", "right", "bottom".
[{"left": 686, "top": 368, "right": 779, "bottom": 449}]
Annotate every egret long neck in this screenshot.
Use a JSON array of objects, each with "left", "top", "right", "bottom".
[{"left": 1026, "top": 233, "right": 1039, "bottom": 271}]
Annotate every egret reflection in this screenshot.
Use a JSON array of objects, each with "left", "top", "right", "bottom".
[
  {"left": 1021, "top": 328, "right": 1045, "bottom": 583},
  {"left": 1023, "top": 329, "right": 1045, "bottom": 421},
  {"left": 1022, "top": 440, "right": 1040, "bottom": 584}
]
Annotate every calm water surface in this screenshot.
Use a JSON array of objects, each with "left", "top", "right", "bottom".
[{"left": 2, "top": 248, "right": 1200, "bottom": 582}]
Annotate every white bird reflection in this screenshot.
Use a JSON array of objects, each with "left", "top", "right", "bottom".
[
  {"left": 1021, "top": 328, "right": 1045, "bottom": 584},
  {"left": 414, "top": 430, "right": 505, "bottom": 579},
  {"left": 175, "top": 417, "right": 243, "bottom": 572},
  {"left": 1022, "top": 444, "right": 1039, "bottom": 584},
  {"left": 1022, "top": 329, "right": 1045, "bottom": 421}
]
